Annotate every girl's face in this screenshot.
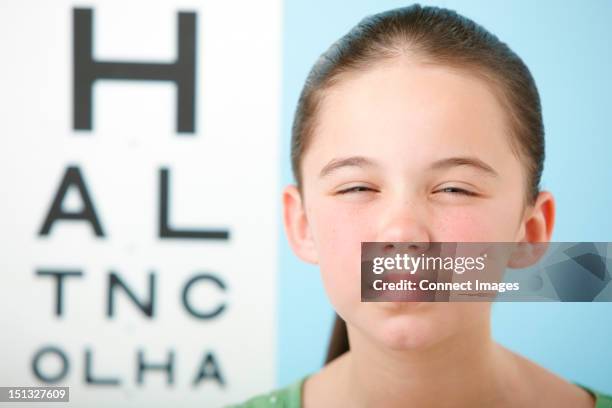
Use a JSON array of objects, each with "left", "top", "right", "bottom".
[{"left": 284, "top": 59, "right": 554, "bottom": 350}]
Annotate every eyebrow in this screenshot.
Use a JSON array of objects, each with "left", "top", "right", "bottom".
[
  {"left": 429, "top": 156, "right": 499, "bottom": 177},
  {"left": 319, "top": 155, "right": 498, "bottom": 178},
  {"left": 319, "top": 156, "right": 379, "bottom": 178}
]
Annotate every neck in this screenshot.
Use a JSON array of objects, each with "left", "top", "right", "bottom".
[{"left": 344, "top": 313, "right": 517, "bottom": 408}]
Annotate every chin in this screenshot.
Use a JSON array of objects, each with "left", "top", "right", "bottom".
[{"left": 371, "top": 306, "right": 449, "bottom": 350}]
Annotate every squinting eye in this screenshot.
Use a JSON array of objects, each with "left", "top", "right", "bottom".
[
  {"left": 436, "top": 187, "right": 476, "bottom": 196},
  {"left": 337, "top": 186, "right": 376, "bottom": 194}
]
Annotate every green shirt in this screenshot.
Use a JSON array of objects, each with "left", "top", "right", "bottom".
[{"left": 226, "top": 376, "right": 612, "bottom": 408}]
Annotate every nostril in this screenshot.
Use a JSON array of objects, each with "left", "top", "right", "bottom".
[
  {"left": 382, "top": 243, "right": 395, "bottom": 254},
  {"left": 377, "top": 242, "right": 432, "bottom": 259},
  {"left": 401, "top": 241, "right": 431, "bottom": 256},
  {"left": 415, "top": 242, "right": 431, "bottom": 253}
]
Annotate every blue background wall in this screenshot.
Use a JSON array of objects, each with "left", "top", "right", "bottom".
[{"left": 279, "top": 0, "right": 612, "bottom": 393}]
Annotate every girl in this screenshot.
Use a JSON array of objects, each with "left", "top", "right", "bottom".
[{"left": 230, "top": 4, "right": 611, "bottom": 407}]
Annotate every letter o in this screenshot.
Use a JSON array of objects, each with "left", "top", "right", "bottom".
[{"left": 32, "top": 346, "right": 69, "bottom": 383}]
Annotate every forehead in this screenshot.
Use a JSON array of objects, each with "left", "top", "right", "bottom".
[{"left": 305, "top": 59, "right": 514, "bottom": 169}]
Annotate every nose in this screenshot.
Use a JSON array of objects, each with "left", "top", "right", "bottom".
[{"left": 375, "top": 199, "right": 431, "bottom": 252}]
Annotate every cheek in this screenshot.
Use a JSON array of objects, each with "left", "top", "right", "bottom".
[
  {"left": 313, "top": 203, "right": 366, "bottom": 255},
  {"left": 431, "top": 201, "right": 522, "bottom": 242},
  {"left": 310, "top": 202, "right": 368, "bottom": 310},
  {"left": 432, "top": 208, "right": 491, "bottom": 241}
]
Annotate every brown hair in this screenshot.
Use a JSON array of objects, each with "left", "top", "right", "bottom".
[{"left": 289, "top": 5, "right": 545, "bottom": 364}]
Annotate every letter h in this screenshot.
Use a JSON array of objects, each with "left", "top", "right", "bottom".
[{"left": 73, "top": 8, "right": 197, "bottom": 133}]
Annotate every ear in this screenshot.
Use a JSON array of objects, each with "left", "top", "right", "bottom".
[
  {"left": 282, "top": 184, "right": 318, "bottom": 264},
  {"left": 508, "top": 191, "right": 556, "bottom": 268}
]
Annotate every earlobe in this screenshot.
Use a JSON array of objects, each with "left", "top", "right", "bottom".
[
  {"left": 507, "top": 241, "right": 549, "bottom": 268},
  {"left": 508, "top": 191, "right": 556, "bottom": 268},
  {"left": 282, "top": 184, "right": 319, "bottom": 264}
]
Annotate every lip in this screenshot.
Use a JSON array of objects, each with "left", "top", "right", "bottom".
[
  {"left": 363, "top": 273, "right": 435, "bottom": 302},
  {"left": 386, "top": 272, "right": 417, "bottom": 281}
]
